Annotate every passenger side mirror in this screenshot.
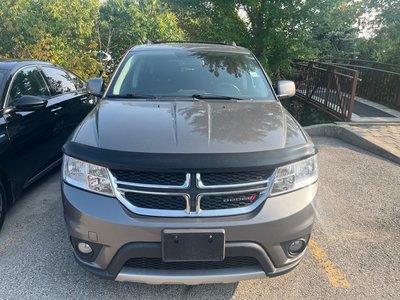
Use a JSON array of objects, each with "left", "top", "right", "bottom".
[
  {"left": 276, "top": 80, "right": 296, "bottom": 100},
  {"left": 87, "top": 78, "right": 104, "bottom": 97},
  {"left": 14, "top": 95, "right": 47, "bottom": 112}
]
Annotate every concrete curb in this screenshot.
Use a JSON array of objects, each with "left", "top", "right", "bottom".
[{"left": 305, "top": 123, "right": 400, "bottom": 165}]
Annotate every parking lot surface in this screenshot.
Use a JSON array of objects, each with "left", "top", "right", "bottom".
[{"left": 0, "top": 137, "right": 399, "bottom": 299}]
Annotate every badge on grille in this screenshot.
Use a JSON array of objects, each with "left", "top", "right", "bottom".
[{"left": 222, "top": 194, "right": 258, "bottom": 203}]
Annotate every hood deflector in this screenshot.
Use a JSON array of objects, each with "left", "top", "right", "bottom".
[{"left": 63, "top": 141, "right": 317, "bottom": 171}]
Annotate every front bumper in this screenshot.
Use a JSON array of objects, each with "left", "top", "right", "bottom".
[{"left": 62, "top": 181, "right": 317, "bottom": 284}]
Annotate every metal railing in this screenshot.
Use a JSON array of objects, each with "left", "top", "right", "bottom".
[
  {"left": 317, "top": 58, "right": 400, "bottom": 109},
  {"left": 292, "top": 59, "right": 359, "bottom": 121}
]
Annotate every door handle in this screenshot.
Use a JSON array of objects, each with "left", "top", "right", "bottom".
[
  {"left": 51, "top": 106, "right": 62, "bottom": 113},
  {"left": 80, "top": 96, "right": 88, "bottom": 101}
]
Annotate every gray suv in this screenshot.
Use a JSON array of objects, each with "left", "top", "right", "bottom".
[{"left": 61, "top": 42, "right": 318, "bottom": 284}]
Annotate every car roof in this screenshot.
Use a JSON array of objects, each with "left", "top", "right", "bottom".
[
  {"left": 129, "top": 42, "right": 252, "bottom": 55},
  {"left": 0, "top": 59, "right": 53, "bottom": 72}
]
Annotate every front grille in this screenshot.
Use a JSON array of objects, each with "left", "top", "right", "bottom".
[
  {"left": 111, "top": 169, "right": 274, "bottom": 217},
  {"left": 200, "top": 192, "right": 260, "bottom": 210},
  {"left": 111, "top": 170, "right": 187, "bottom": 186},
  {"left": 124, "top": 192, "right": 187, "bottom": 210},
  {"left": 200, "top": 169, "right": 273, "bottom": 186},
  {"left": 124, "top": 256, "right": 260, "bottom": 270}
]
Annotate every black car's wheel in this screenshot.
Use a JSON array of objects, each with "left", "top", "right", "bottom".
[{"left": 0, "top": 182, "right": 5, "bottom": 231}]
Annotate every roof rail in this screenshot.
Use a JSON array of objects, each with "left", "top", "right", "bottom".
[{"left": 147, "top": 40, "right": 237, "bottom": 46}]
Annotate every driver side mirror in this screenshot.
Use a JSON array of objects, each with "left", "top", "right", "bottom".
[
  {"left": 8, "top": 95, "right": 48, "bottom": 113},
  {"left": 276, "top": 80, "right": 296, "bottom": 100},
  {"left": 87, "top": 78, "right": 104, "bottom": 97}
]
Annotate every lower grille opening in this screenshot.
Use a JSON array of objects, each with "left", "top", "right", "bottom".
[
  {"left": 124, "top": 256, "right": 260, "bottom": 270},
  {"left": 200, "top": 192, "right": 260, "bottom": 210},
  {"left": 124, "top": 192, "right": 186, "bottom": 210}
]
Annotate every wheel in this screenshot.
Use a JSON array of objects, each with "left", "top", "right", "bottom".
[
  {"left": 0, "top": 182, "right": 6, "bottom": 231},
  {"left": 214, "top": 83, "right": 241, "bottom": 95}
]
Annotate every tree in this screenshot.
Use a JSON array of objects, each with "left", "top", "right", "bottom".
[
  {"left": 166, "top": 0, "right": 364, "bottom": 78},
  {"left": 359, "top": 0, "right": 400, "bottom": 64},
  {"left": 0, "top": 0, "right": 101, "bottom": 79},
  {"left": 97, "top": 0, "right": 185, "bottom": 60},
  {"left": 309, "top": 1, "right": 363, "bottom": 58}
]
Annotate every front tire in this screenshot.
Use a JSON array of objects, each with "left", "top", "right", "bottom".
[{"left": 0, "top": 182, "right": 6, "bottom": 231}]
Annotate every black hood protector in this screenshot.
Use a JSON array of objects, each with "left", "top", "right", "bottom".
[{"left": 63, "top": 141, "right": 317, "bottom": 172}]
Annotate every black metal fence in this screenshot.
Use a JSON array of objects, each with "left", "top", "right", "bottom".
[{"left": 292, "top": 60, "right": 359, "bottom": 121}]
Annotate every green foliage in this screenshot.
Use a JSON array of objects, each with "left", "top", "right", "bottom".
[
  {"left": 0, "top": 0, "right": 101, "bottom": 79},
  {"left": 309, "top": 1, "right": 363, "bottom": 58},
  {"left": 1, "top": 0, "right": 397, "bottom": 79},
  {"left": 357, "top": 0, "right": 400, "bottom": 65},
  {"left": 98, "top": 0, "right": 185, "bottom": 59},
  {"left": 166, "top": 0, "right": 363, "bottom": 79}
]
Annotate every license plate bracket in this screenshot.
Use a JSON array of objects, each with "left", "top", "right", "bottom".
[{"left": 162, "top": 229, "right": 225, "bottom": 262}]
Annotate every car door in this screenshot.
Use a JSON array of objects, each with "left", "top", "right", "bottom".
[
  {"left": 3, "top": 66, "right": 54, "bottom": 193},
  {"left": 39, "top": 67, "right": 96, "bottom": 144}
]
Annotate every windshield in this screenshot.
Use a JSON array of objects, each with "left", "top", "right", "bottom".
[{"left": 107, "top": 49, "right": 274, "bottom": 100}]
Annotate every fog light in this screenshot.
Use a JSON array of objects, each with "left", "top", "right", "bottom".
[
  {"left": 77, "top": 242, "right": 93, "bottom": 254},
  {"left": 288, "top": 239, "right": 306, "bottom": 256}
]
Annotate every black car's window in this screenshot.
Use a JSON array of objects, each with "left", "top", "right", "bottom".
[
  {"left": 0, "top": 70, "right": 7, "bottom": 107},
  {"left": 67, "top": 71, "right": 86, "bottom": 91},
  {"left": 41, "top": 67, "right": 78, "bottom": 95},
  {"left": 0, "top": 70, "right": 5, "bottom": 86},
  {"left": 108, "top": 50, "right": 274, "bottom": 100},
  {"left": 8, "top": 67, "right": 50, "bottom": 106}
]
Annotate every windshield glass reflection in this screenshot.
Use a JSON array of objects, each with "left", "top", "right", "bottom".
[{"left": 108, "top": 49, "right": 274, "bottom": 100}]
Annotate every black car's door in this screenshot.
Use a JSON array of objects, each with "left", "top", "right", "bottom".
[
  {"left": 0, "top": 115, "right": 10, "bottom": 164},
  {"left": 3, "top": 66, "right": 54, "bottom": 194},
  {"left": 39, "top": 67, "right": 96, "bottom": 145}
]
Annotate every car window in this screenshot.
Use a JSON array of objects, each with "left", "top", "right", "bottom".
[
  {"left": 8, "top": 67, "right": 50, "bottom": 106},
  {"left": 0, "top": 71, "right": 5, "bottom": 86},
  {"left": 67, "top": 71, "right": 86, "bottom": 91},
  {"left": 41, "top": 67, "right": 78, "bottom": 95},
  {"left": 108, "top": 50, "right": 274, "bottom": 100},
  {"left": 0, "top": 70, "right": 7, "bottom": 107}
]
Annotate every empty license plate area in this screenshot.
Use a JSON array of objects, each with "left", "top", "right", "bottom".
[{"left": 162, "top": 229, "right": 225, "bottom": 262}]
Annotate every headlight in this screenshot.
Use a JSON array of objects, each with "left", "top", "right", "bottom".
[
  {"left": 271, "top": 155, "right": 318, "bottom": 196},
  {"left": 62, "top": 155, "right": 114, "bottom": 196}
]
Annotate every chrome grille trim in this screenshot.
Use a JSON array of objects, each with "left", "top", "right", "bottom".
[{"left": 108, "top": 169, "right": 276, "bottom": 218}]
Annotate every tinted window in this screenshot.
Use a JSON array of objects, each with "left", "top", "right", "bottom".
[
  {"left": 67, "top": 71, "right": 85, "bottom": 91},
  {"left": 108, "top": 50, "right": 274, "bottom": 100},
  {"left": 0, "top": 70, "right": 5, "bottom": 85},
  {"left": 8, "top": 67, "right": 50, "bottom": 106},
  {"left": 0, "top": 70, "right": 8, "bottom": 106},
  {"left": 41, "top": 67, "right": 78, "bottom": 95}
]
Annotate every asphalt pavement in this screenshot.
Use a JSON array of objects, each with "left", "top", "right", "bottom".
[{"left": 0, "top": 137, "right": 399, "bottom": 299}]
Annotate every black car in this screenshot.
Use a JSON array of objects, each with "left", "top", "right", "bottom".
[{"left": 0, "top": 60, "right": 97, "bottom": 230}]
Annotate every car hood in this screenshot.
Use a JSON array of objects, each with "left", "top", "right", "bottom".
[{"left": 71, "top": 100, "right": 308, "bottom": 154}]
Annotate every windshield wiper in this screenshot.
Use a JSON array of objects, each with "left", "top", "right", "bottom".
[
  {"left": 192, "top": 94, "right": 246, "bottom": 100},
  {"left": 108, "top": 93, "right": 157, "bottom": 99}
]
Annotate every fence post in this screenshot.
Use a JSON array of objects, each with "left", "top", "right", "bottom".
[
  {"left": 305, "top": 61, "right": 313, "bottom": 99},
  {"left": 347, "top": 70, "right": 359, "bottom": 121},
  {"left": 324, "top": 66, "right": 333, "bottom": 110}
]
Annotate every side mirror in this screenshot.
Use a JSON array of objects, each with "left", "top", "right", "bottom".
[
  {"left": 14, "top": 95, "right": 47, "bottom": 112},
  {"left": 87, "top": 78, "right": 104, "bottom": 97},
  {"left": 276, "top": 80, "right": 296, "bottom": 100}
]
